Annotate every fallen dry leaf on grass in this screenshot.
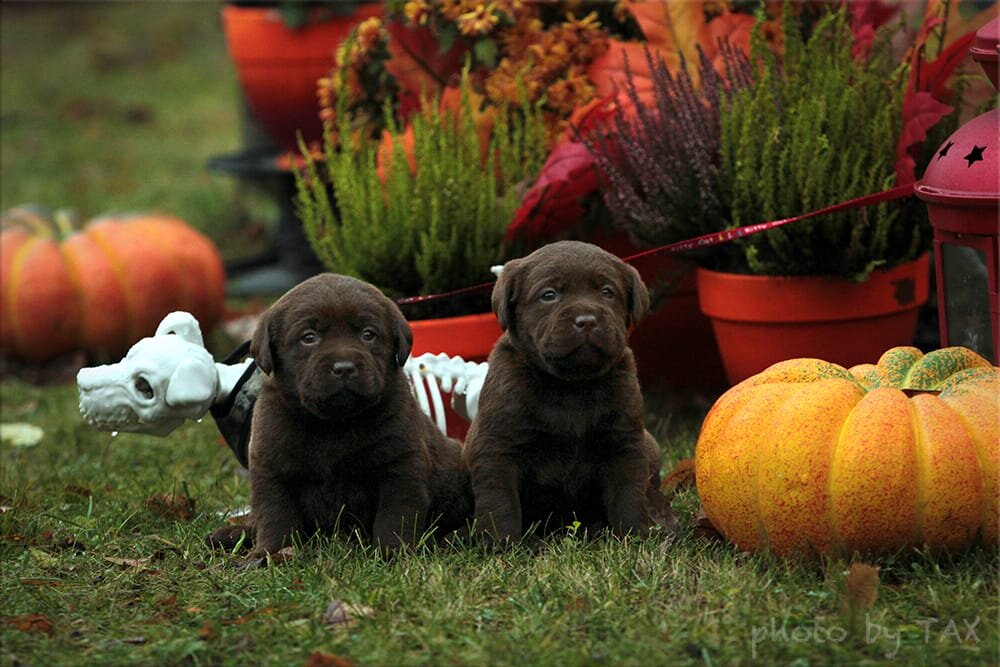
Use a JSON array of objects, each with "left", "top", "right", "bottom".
[
  {"left": 144, "top": 492, "right": 195, "bottom": 521},
  {"left": 104, "top": 556, "right": 160, "bottom": 575},
  {"left": 0, "top": 422, "right": 44, "bottom": 447},
  {"left": 323, "top": 600, "right": 374, "bottom": 630},
  {"left": 304, "top": 651, "right": 356, "bottom": 667},
  {"left": 3, "top": 613, "right": 54, "bottom": 635},
  {"left": 660, "top": 458, "right": 695, "bottom": 497},
  {"left": 223, "top": 606, "right": 276, "bottom": 626},
  {"left": 691, "top": 507, "right": 723, "bottom": 542},
  {"left": 19, "top": 578, "right": 65, "bottom": 587},
  {"left": 197, "top": 620, "right": 218, "bottom": 641},
  {"left": 842, "top": 562, "right": 880, "bottom": 617}
]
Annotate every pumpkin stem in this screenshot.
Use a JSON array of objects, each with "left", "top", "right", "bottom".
[{"left": 53, "top": 209, "right": 78, "bottom": 240}]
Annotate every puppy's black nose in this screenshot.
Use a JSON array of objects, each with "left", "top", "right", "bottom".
[
  {"left": 574, "top": 314, "right": 598, "bottom": 332},
  {"left": 332, "top": 361, "right": 357, "bottom": 378}
]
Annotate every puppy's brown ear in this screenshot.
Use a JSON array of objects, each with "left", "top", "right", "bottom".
[
  {"left": 388, "top": 301, "right": 413, "bottom": 367},
  {"left": 249, "top": 308, "right": 277, "bottom": 375},
  {"left": 491, "top": 258, "right": 522, "bottom": 332},
  {"left": 623, "top": 263, "right": 650, "bottom": 326}
]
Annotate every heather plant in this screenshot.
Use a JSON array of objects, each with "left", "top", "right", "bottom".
[
  {"left": 719, "top": 5, "right": 926, "bottom": 281},
  {"left": 586, "top": 43, "right": 753, "bottom": 268},
  {"left": 296, "top": 72, "right": 547, "bottom": 309}
]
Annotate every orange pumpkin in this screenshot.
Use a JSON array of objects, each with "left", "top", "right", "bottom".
[
  {"left": 694, "top": 346, "right": 999, "bottom": 557},
  {"left": 0, "top": 208, "right": 225, "bottom": 362}
]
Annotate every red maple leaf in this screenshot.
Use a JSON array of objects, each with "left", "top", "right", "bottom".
[
  {"left": 384, "top": 22, "right": 468, "bottom": 116},
  {"left": 505, "top": 142, "right": 600, "bottom": 241},
  {"left": 896, "top": 22, "right": 977, "bottom": 184}
]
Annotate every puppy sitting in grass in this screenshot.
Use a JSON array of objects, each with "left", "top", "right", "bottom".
[
  {"left": 463, "top": 241, "right": 674, "bottom": 544},
  {"left": 209, "top": 274, "right": 472, "bottom": 565}
]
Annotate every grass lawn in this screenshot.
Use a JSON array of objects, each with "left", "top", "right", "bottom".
[{"left": 1, "top": 3, "right": 997, "bottom": 666}]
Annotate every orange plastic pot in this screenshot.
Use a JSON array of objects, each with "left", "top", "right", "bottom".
[
  {"left": 409, "top": 311, "right": 502, "bottom": 440},
  {"left": 698, "top": 254, "right": 930, "bottom": 385},
  {"left": 221, "top": 3, "right": 382, "bottom": 150}
]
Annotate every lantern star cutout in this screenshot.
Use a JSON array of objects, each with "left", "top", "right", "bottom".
[
  {"left": 938, "top": 141, "right": 954, "bottom": 159},
  {"left": 963, "top": 145, "right": 986, "bottom": 167}
]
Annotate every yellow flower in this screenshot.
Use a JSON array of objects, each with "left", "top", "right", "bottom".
[
  {"left": 457, "top": 3, "right": 500, "bottom": 36},
  {"left": 403, "top": 0, "right": 432, "bottom": 25},
  {"left": 355, "top": 17, "right": 386, "bottom": 55}
]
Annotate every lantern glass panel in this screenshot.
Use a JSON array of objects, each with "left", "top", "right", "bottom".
[{"left": 941, "top": 242, "right": 994, "bottom": 363}]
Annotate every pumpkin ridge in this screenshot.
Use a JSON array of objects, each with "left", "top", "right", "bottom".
[
  {"left": 827, "top": 400, "right": 852, "bottom": 554},
  {"left": 908, "top": 397, "right": 928, "bottom": 547},
  {"left": 84, "top": 226, "right": 135, "bottom": 346},
  {"left": 58, "top": 234, "right": 87, "bottom": 350},
  {"left": 752, "top": 383, "right": 820, "bottom": 555},
  {"left": 940, "top": 381, "right": 998, "bottom": 545},
  {"left": 5, "top": 237, "right": 42, "bottom": 356}
]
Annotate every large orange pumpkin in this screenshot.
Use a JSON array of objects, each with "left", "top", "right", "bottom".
[
  {"left": 694, "top": 346, "right": 999, "bottom": 557},
  {"left": 1, "top": 208, "right": 225, "bottom": 362}
]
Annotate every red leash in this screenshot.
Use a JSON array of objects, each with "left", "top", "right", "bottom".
[{"left": 394, "top": 184, "right": 916, "bottom": 307}]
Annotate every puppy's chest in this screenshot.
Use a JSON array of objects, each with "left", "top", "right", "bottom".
[
  {"left": 518, "top": 432, "right": 616, "bottom": 488},
  {"left": 294, "top": 475, "right": 375, "bottom": 529}
]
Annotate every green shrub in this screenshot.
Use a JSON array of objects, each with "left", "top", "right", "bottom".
[
  {"left": 295, "top": 74, "right": 546, "bottom": 305},
  {"left": 719, "top": 5, "right": 927, "bottom": 281}
]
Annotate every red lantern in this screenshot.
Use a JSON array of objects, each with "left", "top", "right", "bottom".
[{"left": 915, "top": 18, "right": 1000, "bottom": 364}]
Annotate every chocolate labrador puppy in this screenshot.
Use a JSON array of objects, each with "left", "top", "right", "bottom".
[
  {"left": 463, "top": 241, "right": 672, "bottom": 543},
  {"left": 223, "top": 273, "right": 471, "bottom": 563}
]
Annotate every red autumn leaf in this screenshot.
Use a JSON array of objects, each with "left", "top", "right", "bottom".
[
  {"left": 849, "top": 0, "right": 901, "bottom": 59},
  {"left": 913, "top": 31, "right": 977, "bottom": 104},
  {"left": 702, "top": 11, "right": 756, "bottom": 68},
  {"left": 895, "top": 91, "right": 954, "bottom": 184},
  {"left": 3, "top": 612, "right": 54, "bottom": 636},
  {"left": 588, "top": 39, "right": 660, "bottom": 97},
  {"left": 305, "top": 651, "right": 356, "bottom": 667},
  {"left": 895, "top": 23, "right": 978, "bottom": 184},
  {"left": 385, "top": 22, "right": 467, "bottom": 108},
  {"left": 506, "top": 141, "right": 600, "bottom": 241}
]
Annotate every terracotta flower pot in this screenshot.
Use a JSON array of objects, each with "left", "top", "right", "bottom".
[
  {"left": 220, "top": 3, "right": 382, "bottom": 150},
  {"left": 698, "top": 254, "right": 931, "bottom": 386}
]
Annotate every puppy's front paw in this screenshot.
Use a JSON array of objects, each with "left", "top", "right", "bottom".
[
  {"left": 236, "top": 545, "right": 295, "bottom": 569},
  {"left": 204, "top": 524, "right": 253, "bottom": 552},
  {"left": 237, "top": 552, "right": 269, "bottom": 570}
]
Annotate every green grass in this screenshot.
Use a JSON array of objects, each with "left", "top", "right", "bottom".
[
  {"left": 1, "top": 4, "right": 997, "bottom": 666},
  {"left": 2, "top": 380, "right": 997, "bottom": 666}
]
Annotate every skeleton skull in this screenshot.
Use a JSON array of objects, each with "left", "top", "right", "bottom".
[{"left": 77, "top": 312, "right": 247, "bottom": 437}]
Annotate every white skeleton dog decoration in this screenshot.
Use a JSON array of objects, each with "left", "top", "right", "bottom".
[{"left": 77, "top": 311, "right": 489, "bottom": 467}]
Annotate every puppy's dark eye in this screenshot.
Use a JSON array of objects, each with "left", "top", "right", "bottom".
[
  {"left": 361, "top": 328, "right": 378, "bottom": 342},
  {"left": 300, "top": 331, "right": 319, "bottom": 345},
  {"left": 539, "top": 288, "right": 559, "bottom": 303},
  {"left": 601, "top": 286, "right": 615, "bottom": 298}
]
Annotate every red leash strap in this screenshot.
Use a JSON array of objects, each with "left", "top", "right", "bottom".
[
  {"left": 621, "top": 183, "right": 915, "bottom": 264},
  {"left": 395, "top": 183, "right": 916, "bottom": 307}
]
